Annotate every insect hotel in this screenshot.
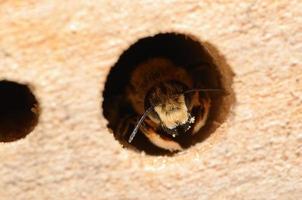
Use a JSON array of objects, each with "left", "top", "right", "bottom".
[{"left": 0, "top": 1, "right": 301, "bottom": 199}]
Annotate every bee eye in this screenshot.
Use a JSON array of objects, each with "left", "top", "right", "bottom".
[
  {"left": 150, "top": 110, "right": 159, "bottom": 119},
  {"left": 147, "top": 109, "right": 161, "bottom": 123},
  {"left": 184, "top": 92, "right": 195, "bottom": 109}
]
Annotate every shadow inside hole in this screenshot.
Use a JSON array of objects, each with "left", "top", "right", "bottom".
[
  {"left": 0, "top": 80, "right": 40, "bottom": 142},
  {"left": 102, "top": 33, "right": 235, "bottom": 155}
]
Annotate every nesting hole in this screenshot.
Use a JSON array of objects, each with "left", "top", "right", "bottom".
[
  {"left": 0, "top": 80, "right": 40, "bottom": 142},
  {"left": 103, "top": 33, "right": 234, "bottom": 155}
]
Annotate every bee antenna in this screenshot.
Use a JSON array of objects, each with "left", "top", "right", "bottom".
[
  {"left": 184, "top": 88, "right": 223, "bottom": 94},
  {"left": 128, "top": 107, "right": 153, "bottom": 143}
]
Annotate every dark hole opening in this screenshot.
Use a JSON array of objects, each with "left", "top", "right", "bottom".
[
  {"left": 0, "top": 80, "right": 40, "bottom": 142},
  {"left": 102, "top": 33, "right": 234, "bottom": 155}
]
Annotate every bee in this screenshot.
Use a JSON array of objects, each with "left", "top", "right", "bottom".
[{"left": 118, "top": 58, "right": 219, "bottom": 152}]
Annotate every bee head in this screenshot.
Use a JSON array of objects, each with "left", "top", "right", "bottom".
[
  {"left": 145, "top": 81, "right": 194, "bottom": 137},
  {"left": 128, "top": 81, "right": 221, "bottom": 143}
]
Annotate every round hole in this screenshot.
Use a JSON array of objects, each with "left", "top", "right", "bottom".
[
  {"left": 0, "top": 80, "right": 40, "bottom": 142},
  {"left": 102, "top": 33, "right": 234, "bottom": 155}
]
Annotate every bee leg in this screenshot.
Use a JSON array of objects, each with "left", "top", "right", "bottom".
[
  {"left": 115, "top": 115, "right": 138, "bottom": 143},
  {"left": 192, "top": 92, "right": 211, "bottom": 134},
  {"left": 140, "top": 124, "right": 183, "bottom": 152}
]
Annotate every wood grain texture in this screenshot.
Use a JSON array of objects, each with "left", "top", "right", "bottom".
[{"left": 0, "top": 0, "right": 301, "bottom": 199}]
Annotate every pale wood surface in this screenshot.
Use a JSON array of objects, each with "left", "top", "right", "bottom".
[{"left": 0, "top": 0, "right": 301, "bottom": 199}]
